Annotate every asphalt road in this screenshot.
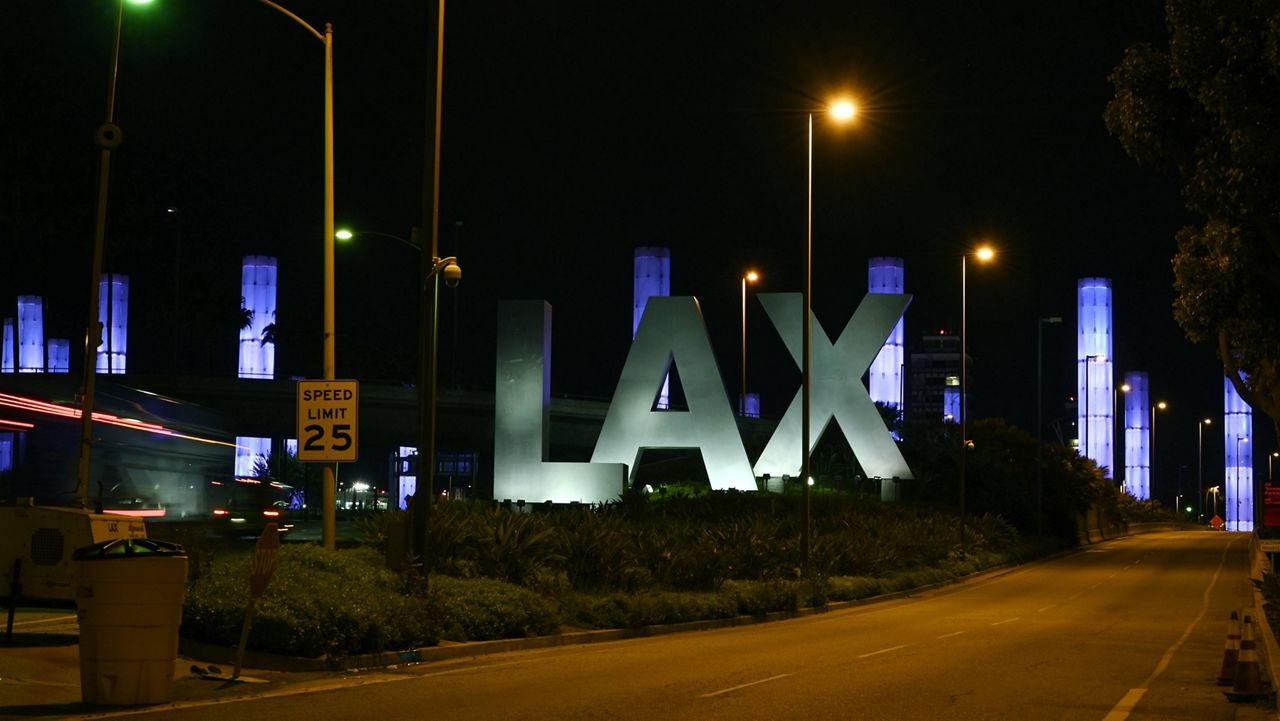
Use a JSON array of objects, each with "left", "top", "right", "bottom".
[{"left": 88, "top": 531, "right": 1270, "bottom": 721}]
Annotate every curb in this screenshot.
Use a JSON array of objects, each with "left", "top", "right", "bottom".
[{"left": 179, "top": 556, "right": 1036, "bottom": 673}]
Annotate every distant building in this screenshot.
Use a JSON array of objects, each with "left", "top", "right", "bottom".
[{"left": 907, "top": 331, "right": 969, "bottom": 425}]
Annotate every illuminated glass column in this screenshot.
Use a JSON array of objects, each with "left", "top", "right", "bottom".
[
  {"left": 47, "top": 339, "right": 70, "bottom": 374},
  {"left": 234, "top": 435, "right": 272, "bottom": 477},
  {"left": 1077, "top": 278, "right": 1114, "bottom": 477},
  {"left": 943, "top": 381, "right": 959, "bottom": 422},
  {"left": 96, "top": 273, "right": 128, "bottom": 374},
  {"left": 238, "top": 256, "right": 278, "bottom": 379},
  {"left": 633, "top": 247, "right": 670, "bottom": 408},
  {"left": 2, "top": 318, "right": 13, "bottom": 373},
  {"left": 0, "top": 432, "right": 12, "bottom": 472},
  {"left": 1224, "top": 376, "right": 1253, "bottom": 532},
  {"left": 17, "top": 296, "right": 44, "bottom": 373},
  {"left": 868, "top": 257, "right": 905, "bottom": 423},
  {"left": 395, "top": 445, "right": 417, "bottom": 510},
  {"left": 1123, "top": 371, "right": 1150, "bottom": 499}
]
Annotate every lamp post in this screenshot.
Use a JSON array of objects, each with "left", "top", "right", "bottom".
[
  {"left": 740, "top": 270, "right": 759, "bottom": 417},
  {"left": 1198, "top": 417, "right": 1212, "bottom": 522},
  {"left": 1207, "top": 485, "right": 1221, "bottom": 520},
  {"left": 1080, "top": 354, "right": 1104, "bottom": 466},
  {"left": 335, "top": 226, "right": 460, "bottom": 558},
  {"left": 800, "top": 99, "right": 856, "bottom": 576},
  {"left": 75, "top": 0, "right": 154, "bottom": 509},
  {"left": 1235, "top": 436, "right": 1249, "bottom": 531},
  {"left": 1035, "top": 316, "right": 1062, "bottom": 535},
  {"left": 253, "top": 0, "right": 336, "bottom": 548},
  {"left": 959, "top": 244, "right": 995, "bottom": 550},
  {"left": 1151, "top": 400, "right": 1167, "bottom": 503},
  {"left": 1271, "top": 452, "right": 1279, "bottom": 482},
  {"left": 1116, "top": 382, "right": 1131, "bottom": 492}
]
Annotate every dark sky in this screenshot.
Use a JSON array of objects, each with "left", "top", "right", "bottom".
[{"left": 2, "top": 1, "right": 1241, "bottom": 498}]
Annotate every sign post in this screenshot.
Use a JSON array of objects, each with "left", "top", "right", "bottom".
[
  {"left": 232, "top": 523, "right": 280, "bottom": 680},
  {"left": 297, "top": 379, "right": 359, "bottom": 550}
]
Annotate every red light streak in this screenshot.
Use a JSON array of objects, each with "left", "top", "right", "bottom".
[{"left": 0, "top": 392, "right": 237, "bottom": 448}]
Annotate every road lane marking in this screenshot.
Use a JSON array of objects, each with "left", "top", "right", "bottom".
[
  {"left": 700, "top": 673, "right": 793, "bottom": 698},
  {"left": 1102, "top": 537, "right": 1239, "bottom": 721},
  {"left": 936, "top": 631, "right": 965, "bottom": 639},
  {"left": 1037, "top": 605, "right": 1056, "bottom": 613},
  {"left": 1108, "top": 573, "right": 1117, "bottom": 579},
  {"left": 857, "top": 644, "right": 907, "bottom": 658},
  {"left": 990, "top": 617, "right": 1020, "bottom": 626},
  {"left": 1102, "top": 688, "right": 1146, "bottom": 720},
  {"left": 9, "top": 614, "right": 76, "bottom": 627}
]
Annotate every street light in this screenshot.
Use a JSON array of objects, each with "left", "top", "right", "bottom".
[
  {"left": 1271, "top": 451, "right": 1279, "bottom": 482},
  {"left": 1035, "top": 316, "right": 1062, "bottom": 535},
  {"left": 801, "top": 98, "right": 857, "bottom": 576},
  {"left": 740, "top": 270, "right": 760, "bottom": 417},
  {"left": 959, "top": 243, "right": 995, "bottom": 550},
  {"left": 1151, "top": 400, "right": 1167, "bottom": 502},
  {"left": 75, "top": 0, "right": 156, "bottom": 508},
  {"left": 1198, "top": 417, "right": 1212, "bottom": 522},
  {"left": 253, "top": 0, "right": 336, "bottom": 548},
  {"left": 1116, "top": 382, "right": 1131, "bottom": 493}
]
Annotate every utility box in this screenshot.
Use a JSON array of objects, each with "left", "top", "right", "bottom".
[
  {"left": 1, "top": 501, "right": 147, "bottom": 604},
  {"left": 73, "top": 538, "right": 187, "bottom": 706}
]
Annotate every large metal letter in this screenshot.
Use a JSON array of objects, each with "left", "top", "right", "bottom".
[
  {"left": 494, "top": 301, "right": 627, "bottom": 503},
  {"left": 592, "top": 296, "right": 756, "bottom": 491},
  {"left": 753, "top": 292, "right": 913, "bottom": 486}
]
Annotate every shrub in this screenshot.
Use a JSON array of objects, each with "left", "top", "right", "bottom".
[
  {"left": 428, "top": 575, "right": 560, "bottom": 641},
  {"left": 183, "top": 545, "right": 435, "bottom": 658}
]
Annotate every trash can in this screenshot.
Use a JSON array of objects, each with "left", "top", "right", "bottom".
[{"left": 73, "top": 538, "right": 188, "bottom": 705}]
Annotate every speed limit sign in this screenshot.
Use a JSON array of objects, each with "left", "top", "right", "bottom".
[{"left": 296, "top": 379, "right": 359, "bottom": 461}]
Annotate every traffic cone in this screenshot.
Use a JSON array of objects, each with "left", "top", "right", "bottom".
[
  {"left": 1217, "top": 610, "right": 1241, "bottom": 686},
  {"left": 1224, "top": 614, "right": 1271, "bottom": 702}
]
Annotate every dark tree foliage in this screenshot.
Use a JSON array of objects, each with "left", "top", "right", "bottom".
[{"left": 1105, "top": 0, "right": 1280, "bottom": 442}]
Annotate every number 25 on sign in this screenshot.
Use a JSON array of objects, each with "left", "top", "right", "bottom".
[{"left": 296, "top": 379, "right": 359, "bottom": 462}]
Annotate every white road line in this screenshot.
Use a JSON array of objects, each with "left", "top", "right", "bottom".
[
  {"left": 1108, "top": 573, "right": 1117, "bottom": 579},
  {"left": 936, "top": 631, "right": 966, "bottom": 639},
  {"left": 990, "top": 617, "right": 1021, "bottom": 626},
  {"left": 857, "top": 644, "right": 907, "bottom": 658},
  {"left": 1102, "top": 687, "right": 1146, "bottom": 721},
  {"left": 1037, "top": 604, "right": 1056, "bottom": 613},
  {"left": 8, "top": 614, "right": 76, "bottom": 628},
  {"left": 700, "top": 673, "right": 793, "bottom": 698}
]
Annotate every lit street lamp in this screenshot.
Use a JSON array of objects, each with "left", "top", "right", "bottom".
[
  {"left": 1035, "top": 316, "right": 1062, "bottom": 535},
  {"left": 1235, "top": 436, "right": 1249, "bottom": 531},
  {"left": 1207, "top": 485, "right": 1221, "bottom": 520},
  {"left": 253, "top": 0, "right": 336, "bottom": 548},
  {"left": 1151, "top": 400, "right": 1168, "bottom": 501},
  {"left": 1270, "top": 451, "right": 1278, "bottom": 483},
  {"left": 801, "top": 98, "right": 857, "bottom": 576},
  {"left": 1198, "top": 417, "right": 1212, "bottom": 522},
  {"left": 740, "top": 270, "right": 759, "bottom": 417},
  {"left": 76, "top": 0, "right": 155, "bottom": 509},
  {"left": 959, "top": 244, "right": 995, "bottom": 550}
]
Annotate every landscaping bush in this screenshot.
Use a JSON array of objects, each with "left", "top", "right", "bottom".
[
  {"left": 183, "top": 545, "right": 435, "bottom": 658},
  {"left": 428, "top": 575, "right": 560, "bottom": 641}
]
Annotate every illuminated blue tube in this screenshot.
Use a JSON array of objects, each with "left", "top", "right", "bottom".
[
  {"left": 96, "top": 273, "right": 128, "bottom": 374},
  {"left": 633, "top": 247, "right": 670, "bottom": 409},
  {"left": 868, "top": 257, "right": 905, "bottom": 423},
  {"left": 1077, "top": 278, "right": 1113, "bottom": 477},
  {"left": 238, "top": 256, "right": 278, "bottom": 379},
  {"left": 47, "top": 338, "right": 70, "bottom": 374},
  {"left": 2, "top": 318, "right": 13, "bottom": 373},
  {"left": 1123, "top": 371, "right": 1149, "bottom": 499},
  {"left": 1224, "top": 376, "right": 1253, "bottom": 532},
  {"left": 17, "top": 296, "right": 44, "bottom": 373},
  {"left": 943, "top": 383, "right": 959, "bottom": 423},
  {"left": 234, "top": 436, "right": 272, "bottom": 477}
]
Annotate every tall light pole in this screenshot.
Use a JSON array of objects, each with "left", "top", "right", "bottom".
[
  {"left": 1207, "top": 485, "right": 1220, "bottom": 519},
  {"left": 417, "top": 0, "right": 448, "bottom": 571},
  {"left": 1198, "top": 417, "right": 1212, "bottom": 522},
  {"left": 959, "top": 244, "right": 995, "bottom": 550},
  {"left": 1116, "top": 382, "right": 1131, "bottom": 492},
  {"left": 1035, "top": 316, "right": 1062, "bottom": 535},
  {"left": 801, "top": 99, "right": 856, "bottom": 576},
  {"left": 1151, "top": 400, "right": 1167, "bottom": 504},
  {"left": 255, "top": 0, "right": 336, "bottom": 549},
  {"left": 740, "top": 270, "right": 759, "bottom": 416},
  {"left": 1270, "top": 451, "right": 1278, "bottom": 483},
  {"left": 75, "top": 0, "right": 154, "bottom": 509},
  {"left": 1236, "top": 436, "right": 1249, "bottom": 530}
]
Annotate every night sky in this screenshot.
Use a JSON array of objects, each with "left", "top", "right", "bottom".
[{"left": 2, "top": 1, "right": 1240, "bottom": 500}]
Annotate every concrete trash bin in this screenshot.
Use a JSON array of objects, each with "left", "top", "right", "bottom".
[{"left": 73, "top": 538, "right": 188, "bottom": 705}]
